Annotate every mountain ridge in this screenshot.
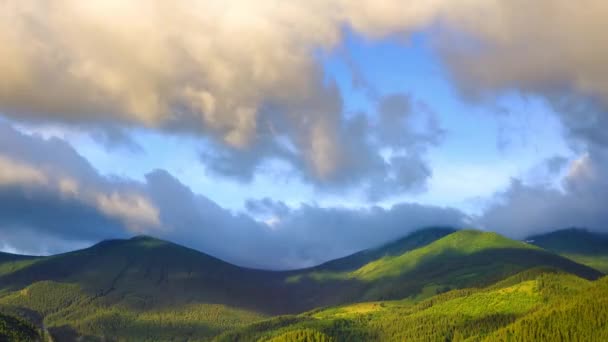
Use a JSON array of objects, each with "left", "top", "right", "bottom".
[
  {"left": 527, "top": 228, "right": 608, "bottom": 273},
  {"left": 0, "top": 227, "right": 604, "bottom": 340}
]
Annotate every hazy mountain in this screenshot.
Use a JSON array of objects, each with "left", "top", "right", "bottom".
[{"left": 527, "top": 228, "right": 608, "bottom": 273}]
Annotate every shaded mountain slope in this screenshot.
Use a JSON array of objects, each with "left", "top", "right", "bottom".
[
  {"left": 527, "top": 228, "right": 608, "bottom": 273},
  {"left": 0, "top": 235, "right": 300, "bottom": 314}
]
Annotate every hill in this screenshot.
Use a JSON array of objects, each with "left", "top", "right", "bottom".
[
  {"left": 527, "top": 228, "right": 608, "bottom": 273},
  {"left": 215, "top": 269, "right": 608, "bottom": 341},
  {"left": 311, "top": 227, "right": 456, "bottom": 272},
  {"left": 288, "top": 230, "right": 601, "bottom": 302},
  {"left": 0, "top": 312, "right": 41, "bottom": 341},
  {"left": 0, "top": 228, "right": 603, "bottom": 340}
]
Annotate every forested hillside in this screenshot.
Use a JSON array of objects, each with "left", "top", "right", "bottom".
[
  {"left": 0, "top": 312, "right": 41, "bottom": 341},
  {"left": 216, "top": 269, "right": 608, "bottom": 341},
  {"left": 0, "top": 228, "right": 604, "bottom": 341}
]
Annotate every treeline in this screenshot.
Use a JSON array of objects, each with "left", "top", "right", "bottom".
[
  {"left": 488, "top": 277, "right": 608, "bottom": 341},
  {"left": 266, "top": 329, "right": 335, "bottom": 342},
  {"left": 216, "top": 272, "right": 607, "bottom": 342}
]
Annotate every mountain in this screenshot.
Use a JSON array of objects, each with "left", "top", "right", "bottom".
[
  {"left": 0, "top": 228, "right": 603, "bottom": 340},
  {"left": 527, "top": 228, "right": 608, "bottom": 273},
  {"left": 289, "top": 230, "right": 601, "bottom": 302}
]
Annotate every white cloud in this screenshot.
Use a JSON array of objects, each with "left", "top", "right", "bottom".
[
  {"left": 96, "top": 192, "right": 160, "bottom": 232},
  {"left": 3, "top": 1, "right": 606, "bottom": 197},
  {"left": 0, "top": 156, "right": 47, "bottom": 186}
]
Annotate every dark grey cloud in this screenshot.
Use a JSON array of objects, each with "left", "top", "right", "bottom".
[
  {"left": 245, "top": 198, "right": 291, "bottom": 218},
  {"left": 0, "top": 185, "right": 127, "bottom": 254},
  {"left": 0, "top": 122, "right": 466, "bottom": 269}
]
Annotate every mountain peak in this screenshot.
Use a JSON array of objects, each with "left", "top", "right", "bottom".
[{"left": 129, "top": 234, "right": 159, "bottom": 241}]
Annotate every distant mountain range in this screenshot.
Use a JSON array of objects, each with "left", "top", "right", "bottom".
[
  {"left": 0, "top": 227, "right": 606, "bottom": 341},
  {"left": 526, "top": 228, "right": 608, "bottom": 273}
]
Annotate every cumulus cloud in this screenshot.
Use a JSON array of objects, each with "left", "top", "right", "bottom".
[
  {"left": 3, "top": 1, "right": 605, "bottom": 198},
  {"left": 440, "top": 1, "right": 608, "bottom": 104},
  {"left": 0, "top": 123, "right": 466, "bottom": 269},
  {"left": 0, "top": 0, "right": 447, "bottom": 195},
  {"left": 433, "top": 1, "right": 608, "bottom": 159}
]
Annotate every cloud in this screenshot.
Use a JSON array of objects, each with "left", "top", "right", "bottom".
[
  {"left": 0, "top": 0, "right": 448, "bottom": 196},
  {"left": 89, "top": 126, "right": 144, "bottom": 154},
  {"left": 199, "top": 92, "right": 442, "bottom": 199},
  {"left": 0, "top": 123, "right": 160, "bottom": 244},
  {"left": 3, "top": 1, "right": 608, "bottom": 260},
  {"left": 0, "top": 123, "right": 466, "bottom": 269},
  {"left": 439, "top": 1, "right": 608, "bottom": 104},
  {"left": 5, "top": 1, "right": 605, "bottom": 198},
  {"left": 0, "top": 156, "right": 47, "bottom": 186},
  {"left": 433, "top": 1, "right": 608, "bottom": 158},
  {"left": 479, "top": 151, "right": 608, "bottom": 238}
]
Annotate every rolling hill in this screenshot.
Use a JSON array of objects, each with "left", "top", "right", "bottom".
[
  {"left": 0, "top": 228, "right": 604, "bottom": 340},
  {"left": 216, "top": 269, "right": 608, "bottom": 341},
  {"left": 311, "top": 227, "right": 456, "bottom": 272},
  {"left": 527, "top": 228, "right": 608, "bottom": 273}
]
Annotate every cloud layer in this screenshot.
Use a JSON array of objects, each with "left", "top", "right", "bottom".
[
  {"left": 0, "top": 124, "right": 467, "bottom": 269},
  {"left": 5, "top": 1, "right": 606, "bottom": 198}
]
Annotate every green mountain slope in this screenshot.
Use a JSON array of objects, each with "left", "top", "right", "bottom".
[
  {"left": 0, "top": 312, "right": 41, "bottom": 341},
  {"left": 0, "top": 229, "right": 603, "bottom": 340},
  {"left": 0, "top": 235, "right": 303, "bottom": 314},
  {"left": 289, "top": 230, "right": 601, "bottom": 302},
  {"left": 216, "top": 269, "right": 607, "bottom": 342},
  {"left": 312, "top": 227, "right": 455, "bottom": 272},
  {"left": 527, "top": 228, "right": 608, "bottom": 273}
]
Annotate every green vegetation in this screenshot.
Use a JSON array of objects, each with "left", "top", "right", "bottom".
[
  {"left": 289, "top": 230, "right": 600, "bottom": 302},
  {"left": 0, "top": 281, "right": 265, "bottom": 341},
  {"left": 0, "top": 312, "right": 41, "bottom": 341},
  {"left": 0, "top": 228, "right": 605, "bottom": 340},
  {"left": 219, "top": 270, "right": 606, "bottom": 342},
  {"left": 352, "top": 230, "right": 538, "bottom": 280}
]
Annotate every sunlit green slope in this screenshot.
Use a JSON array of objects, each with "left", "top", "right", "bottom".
[
  {"left": 215, "top": 269, "right": 607, "bottom": 342},
  {"left": 312, "top": 227, "right": 456, "bottom": 272},
  {"left": 289, "top": 230, "right": 601, "bottom": 302}
]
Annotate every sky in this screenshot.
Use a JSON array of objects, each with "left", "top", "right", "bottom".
[{"left": 1, "top": 0, "right": 608, "bottom": 269}]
